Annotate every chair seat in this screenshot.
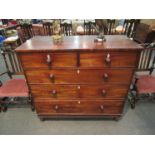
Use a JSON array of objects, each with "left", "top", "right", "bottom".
[
  {"left": 0, "top": 79, "right": 29, "bottom": 97},
  {"left": 137, "top": 75, "right": 155, "bottom": 94}
]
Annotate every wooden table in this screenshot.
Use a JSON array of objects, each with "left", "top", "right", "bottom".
[{"left": 16, "top": 35, "right": 143, "bottom": 121}]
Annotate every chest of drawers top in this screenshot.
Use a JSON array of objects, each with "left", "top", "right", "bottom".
[{"left": 15, "top": 35, "right": 143, "bottom": 52}]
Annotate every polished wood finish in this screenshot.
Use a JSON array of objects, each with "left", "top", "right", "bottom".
[
  {"left": 30, "top": 84, "right": 129, "bottom": 99},
  {"left": 35, "top": 99, "right": 123, "bottom": 116},
  {"left": 16, "top": 36, "right": 142, "bottom": 51},
  {"left": 19, "top": 53, "right": 77, "bottom": 69},
  {"left": 80, "top": 52, "right": 138, "bottom": 68},
  {"left": 25, "top": 69, "right": 134, "bottom": 84},
  {"left": 16, "top": 35, "right": 142, "bottom": 120}
]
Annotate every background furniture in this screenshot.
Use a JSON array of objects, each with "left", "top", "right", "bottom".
[
  {"left": 107, "top": 19, "right": 116, "bottom": 35},
  {"left": 43, "top": 22, "right": 53, "bottom": 36},
  {"left": 60, "top": 23, "right": 72, "bottom": 36},
  {"left": 84, "top": 20, "right": 96, "bottom": 35},
  {"left": 133, "top": 23, "right": 155, "bottom": 71},
  {"left": 122, "top": 19, "right": 140, "bottom": 38},
  {"left": 20, "top": 24, "right": 34, "bottom": 41},
  {"left": 129, "top": 45, "right": 155, "bottom": 109},
  {"left": 16, "top": 35, "right": 142, "bottom": 121}
]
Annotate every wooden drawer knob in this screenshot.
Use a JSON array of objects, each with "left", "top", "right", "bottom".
[
  {"left": 105, "top": 53, "right": 111, "bottom": 64},
  {"left": 102, "top": 90, "right": 107, "bottom": 97},
  {"left": 78, "top": 101, "right": 81, "bottom": 104},
  {"left": 77, "top": 85, "right": 81, "bottom": 89},
  {"left": 54, "top": 105, "right": 59, "bottom": 110},
  {"left": 49, "top": 74, "right": 55, "bottom": 82},
  {"left": 77, "top": 69, "right": 80, "bottom": 74},
  {"left": 103, "top": 73, "right": 109, "bottom": 81},
  {"left": 52, "top": 90, "right": 57, "bottom": 97},
  {"left": 100, "top": 105, "right": 104, "bottom": 111},
  {"left": 46, "top": 54, "right": 52, "bottom": 68}
]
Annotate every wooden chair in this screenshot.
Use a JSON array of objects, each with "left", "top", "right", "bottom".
[
  {"left": 60, "top": 22, "right": 72, "bottom": 36},
  {"left": 1, "top": 45, "right": 23, "bottom": 75},
  {"left": 0, "top": 50, "right": 35, "bottom": 112},
  {"left": 84, "top": 20, "right": 96, "bottom": 35},
  {"left": 129, "top": 43, "right": 155, "bottom": 109},
  {"left": 43, "top": 22, "right": 53, "bottom": 36},
  {"left": 123, "top": 19, "right": 140, "bottom": 38},
  {"left": 20, "top": 24, "right": 34, "bottom": 40},
  {"left": 133, "top": 23, "right": 154, "bottom": 71},
  {"left": 107, "top": 19, "right": 115, "bottom": 35}
]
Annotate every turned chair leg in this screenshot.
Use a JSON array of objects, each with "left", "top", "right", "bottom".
[
  {"left": 0, "top": 102, "right": 1, "bottom": 113},
  {"left": 2, "top": 102, "right": 8, "bottom": 112},
  {"left": 28, "top": 94, "right": 35, "bottom": 112},
  {"left": 0, "top": 99, "right": 2, "bottom": 112},
  {"left": 128, "top": 90, "right": 138, "bottom": 109},
  {"left": 31, "top": 104, "right": 35, "bottom": 112},
  {"left": 1, "top": 98, "right": 9, "bottom": 112},
  {"left": 2, "top": 106, "right": 8, "bottom": 112}
]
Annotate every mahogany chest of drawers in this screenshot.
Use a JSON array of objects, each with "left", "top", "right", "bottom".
[{"left": 16, "top": 35, "right": 143, "bottom": 120}]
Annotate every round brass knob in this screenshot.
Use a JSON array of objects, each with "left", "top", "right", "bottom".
[{"left": 102, "top": 90, "right": 106, "bottom": 97}]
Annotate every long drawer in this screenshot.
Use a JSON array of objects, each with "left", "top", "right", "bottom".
[
  {"left": 25, "top": 68, "right": 134, "bottom": 84},
  {"left": 34, "top": 99, "right": 123, "bottom": 115},
  {"left": 30, "top": 84, "right": 129, "bottom": 99}
]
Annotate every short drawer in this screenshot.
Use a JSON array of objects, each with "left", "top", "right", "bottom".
[
  {"left": 30, "top": 84, "right": 129, "bottom": 99},
  {"left": 80, "top": 52, "right": 138, "bottom": 68},
  {"left": 25, "top": 69, "right": 134, "bottom": 84},
  {"left": 34, "top": 99, "right": 123, "bottom": 115},
  {"left": 19, "top": 52, "right": 77, "bottom": 69}
]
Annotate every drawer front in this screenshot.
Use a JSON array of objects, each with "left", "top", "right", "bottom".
[
  {"left": 34, "top": 100, "right": 123, "bottom": 115},
  {"left": 77, "top": 69, "right": 133, "bottom": 84},
  {"left": 80, "top": 52, "right": 138, "bottom": 68},
  {"left": 20, "top": 53, "right": 77, "bottom": 69},
  {"left": 30, "top": 85, "right": 77, "bottom": 99},
  {"left": 25, "top": 69, "right": 134, "bottom": 84},
  {"left": 78, "top": 85, "right": 128, "bottom": 99},
  {"left": 26, "top": 69, "right": 78, "bottom": 84},
  {"left": 30, "top": 84, "right": 129, "bottom": 99}
]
